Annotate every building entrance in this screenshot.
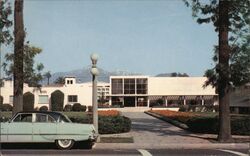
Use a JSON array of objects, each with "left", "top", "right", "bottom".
[{"left": 124, "top": 97, "right": 135, "bottom": 107}]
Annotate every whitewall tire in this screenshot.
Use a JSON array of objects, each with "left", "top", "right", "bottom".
[{"left": 56, "top": 139, "right": 74, "bottom": 150}]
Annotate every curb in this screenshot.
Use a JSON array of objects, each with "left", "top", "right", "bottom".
[{"left": 95, "top": 143, "right": 250, "bottom": 150}]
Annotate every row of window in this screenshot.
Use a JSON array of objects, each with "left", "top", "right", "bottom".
[
  {"left": 111, "top": 78, "right": 148, "bottom": 95},
  {"left": 7, "top": 95, "right": 78, "bottom": 104}
]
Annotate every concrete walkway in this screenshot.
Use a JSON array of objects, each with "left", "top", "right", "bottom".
[
  {"left": 122, "top": 112, "right": 211, "bottom": 144},
  {"left": 95, "top": 112, "right": 249, "bottom": 149}
]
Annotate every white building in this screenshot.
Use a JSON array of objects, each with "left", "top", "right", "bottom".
[
  {"left": 0, "top": 77, "right": 110, "bottom": 110},
  {"left": 1, "top": 75, "right": 248, "bottom": 112},
  {"left": 109, "top": 76, "right": 217, "bottom": 107}
]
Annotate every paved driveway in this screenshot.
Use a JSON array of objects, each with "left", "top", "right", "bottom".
[
  {"left": 122, "top": 112, "right": 211, "bottom": 146},
  {"left": 96, "top": 112, "right": 212, "bottom": 149}
]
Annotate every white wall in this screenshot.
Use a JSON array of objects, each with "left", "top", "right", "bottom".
[{"left": 0, "top": 79, "right": 109, "bottom": 110}]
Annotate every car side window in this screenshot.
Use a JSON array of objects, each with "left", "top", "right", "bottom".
[
  {"left": 13, "top": 114, "right": 32, "bottom": 122},
  {"left": 36, "top": 114, "right": 55, "bottom": 123}
]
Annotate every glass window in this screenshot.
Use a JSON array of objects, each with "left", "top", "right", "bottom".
[
  {"left": 9, "top": 96, "right": 13, "bottom": 104},
  {"left": 124, "top": 79, "right": 135, "bottom": 94},
  {"left": 13, "top": 114, "right": 32, "bottom": 122},
  {"left": 36, "top": 114, "right": 55, "bottom": 123},
  {"left": 111, "top": 79, "right": 123, "bottom": 94},
  {"left": 136, "top": 78, "right": 148, "bottom": 94},
  {"left": 68, "top": 95, "right": 78, "bottom": 103},
  {"left": 38, "top": 95, "right": 49, "bottom": 104}
]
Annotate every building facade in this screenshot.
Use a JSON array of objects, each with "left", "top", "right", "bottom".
[
  {"left": 1, "top": 75, "right": 249, "bottom": 111},
  {"left": 109, "top": 76, "right": 218, "bottom": 107},
  {"left": 0, "top": 77, "right": 110, "bottom": 110}
]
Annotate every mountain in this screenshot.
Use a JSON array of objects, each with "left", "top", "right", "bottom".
[
  {"left": 42, "top": 67, "right": 142, "bottom": 84},
  {"left": 155, "top": 72, "right": 189, "bottom": 77},
  {"left": 155, "top": 73, "right": 173, "bottom": 77}
]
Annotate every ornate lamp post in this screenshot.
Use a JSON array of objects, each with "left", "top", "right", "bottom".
[{"left": 90, "top": 53, "right": 99, "bottom": 139}]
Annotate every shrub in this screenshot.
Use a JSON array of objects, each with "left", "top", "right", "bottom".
[
  {"left": 51, "top": 90, "right": 64, "bottom": 111},
  {"left": 204, "top": 105, "right": 214, "bottom": 112},
  {"left": 98, "top": 116, "right": 131, "bottom": 134},
  {"left": 23, "top": 92, "right": 35, "bottom": 111},
  {"left": 214, "top": 105, "right": 219, "bottom": 112},
  {"left": 39, "top": 106, "right": 48, "bottom": 111},
  {"left": 0, "top": 96, "right": 3, "bottom": 105},
  {"left": 88, "top": 106, "right": 93, "bottom": 112},
  {"left": 231, "top": 115, "right": 250, "bottom": 135},
  {"left": 179, "top": 105, "right": 189, "bottom": 112},
  {"left": 186, "top": 115, "right": 250, "bottom": 135},
  {"left": 0, "top": 104, "right": 13, "bottom": 111},
  {"left": 64, "top": 104, "right": 72, "bottom": 112},
  {"left": 186, "top": 116, "right": 219, "bottom": 134},
  {"left": 72, "top": 103, "right": 86, "bottom": 112},
  {"left": 69, "top": 115, "right": 92, "bottom": 124}
]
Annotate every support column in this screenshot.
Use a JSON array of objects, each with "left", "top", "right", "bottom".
[
  {"left": 147, "top": 98, "right": 150, "bottom": 107},
  {"left": 202, "top": 99, "right": 205, "bottom": 105},
  {"left": 183, "top": 99, "right": 186, "bottom": 105},
  {"left": 165, "top": 99, "right": 168, "bottom": 107},
  {"left": 109, "top": 97, "right": 112, "bottom": 106},
  {"left": 135, "top": 97, "right": 137, "bottom": 107}
]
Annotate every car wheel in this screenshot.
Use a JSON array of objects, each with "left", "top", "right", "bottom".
[{"left": 56, "top": 139, "right": 74, "bottom": 150}]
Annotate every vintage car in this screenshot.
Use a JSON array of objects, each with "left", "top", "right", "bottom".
[{"left": 0, "top": 111, "right": 97, "bottom": 149}]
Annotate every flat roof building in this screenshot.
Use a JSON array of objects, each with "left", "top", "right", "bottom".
[{"left": 109, "top": 76, "right": 217, "bottom": 107}]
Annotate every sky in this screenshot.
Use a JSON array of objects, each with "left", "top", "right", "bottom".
[{"left": 4, "top": 0, "right": 218, "bottom": 76}]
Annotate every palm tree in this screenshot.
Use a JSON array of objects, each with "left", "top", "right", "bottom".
[
  {"left": 44, "top": 71, "right": 51, "bottom": 85},
  {"left": 13, "top": 0, "right": 25, "bottom": 115}
]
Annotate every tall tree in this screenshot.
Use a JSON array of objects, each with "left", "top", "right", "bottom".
[
  {"left": 44, "top": 71, "right": 51, "bottom": 85},
  {"left": 0, "top": 0, "right": 13, "bottom": 87},
  {"left": 3, "top": 43, "right": 44, "bottom": 87},
  {"left": 0, "top": 0, "right": 12, "bottom": 45},
  {"left": 13, "top": 0, "right": 25, "bottom": 115},
  {"left": 184, "top": 0, "right": 249, "bottom": 142}
]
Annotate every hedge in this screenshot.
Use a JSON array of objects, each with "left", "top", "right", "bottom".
[
  {"left": 64, "top": 104, "right": 72, "bottom": 112},
  {"left": 72, "top": 103, "right": 87, "bottom": 112},
  {"left": 186, "top": 115, "right": 250, "bottom": 135},
  {"left": 150, "top": 110, "right": 250, "bottom": 135},
  {"left": 98, "top": 116, "right": 131, "bottom": 134},
  {"left": 69, "top": 115, "right": 131, "bottom": 134},
  {"left": 0, "top": 104, "right": 13, "bottom": 111},
  {"left": 0, "top": 96, "right": 3, "bottom": 105},
  {"left": 39, "top": 106, "right": 49, "bottom": 111}
]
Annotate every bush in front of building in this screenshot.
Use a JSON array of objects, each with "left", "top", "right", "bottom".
[
  {"left": 51, "top": 90, "right": 64, "bottom": 111},
  {"left": 67, "top": 111, "right": 131, "bottom": 134},
  {"left": 64, "top": 104, "right": 72, "bottom": 112},
  {"left": 186, "top": 116, "right": 218, "bottom": 134},
  {"left": 0, "top": 96, "right": 3, "bottom": 105},
  {"left": 179, "top": 105, "right": 189, "bottom": 112},
  {"left": 39, "top": 106, "right": 49, "bottom": 111},
  {"left": 0, "top": 104, "right": 13, "bottom": 111},
  {"left": 98, "top": 116, "right": 131, "bottom": 134},
  {"left": 23, "top": 92, "right": 35, "bottom": 111},
  {"left": 186, "top": 115, "right": 250, "bottom": 135},
  {"left": 88, "top": 106, "right": 93, "bottom": 112},
  {"left": 72, "top": 103, "right": 86, "bottom": 112}
]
